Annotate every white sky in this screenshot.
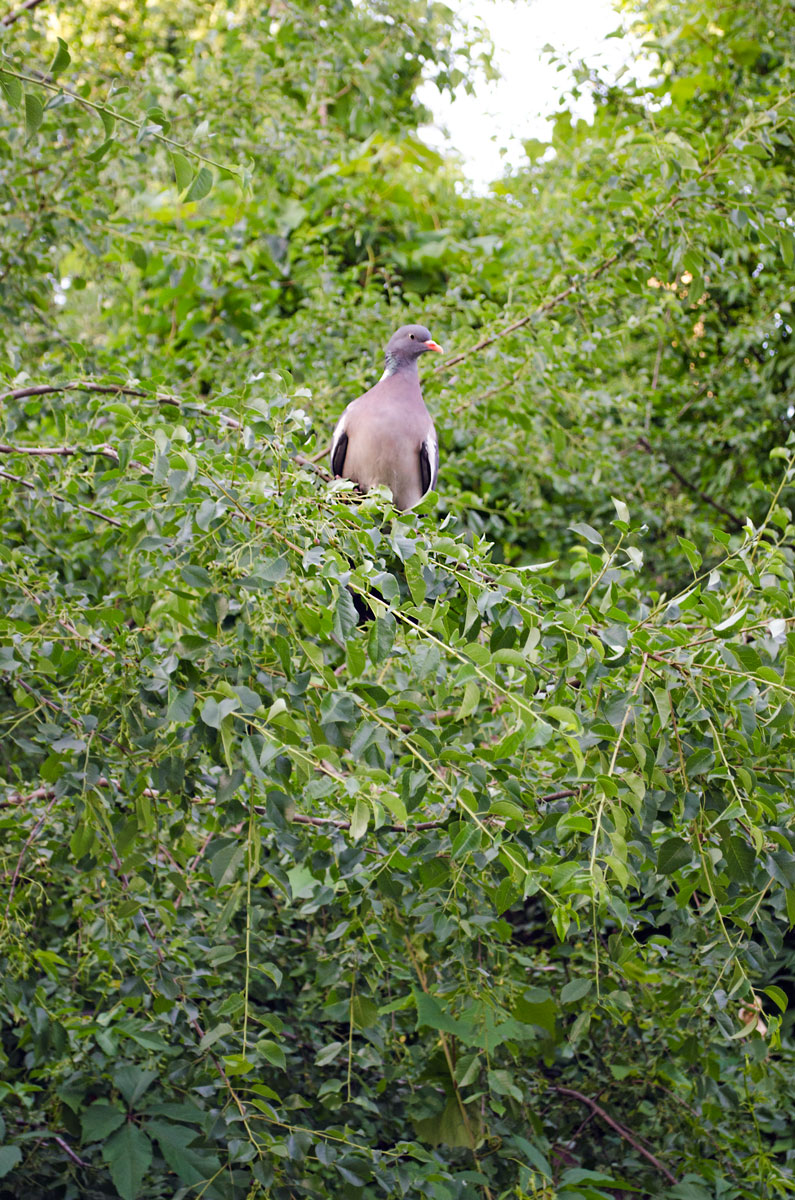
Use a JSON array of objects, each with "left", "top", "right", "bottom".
[{"left": 417, "top": 0, "right": 642, "bottom": 188}]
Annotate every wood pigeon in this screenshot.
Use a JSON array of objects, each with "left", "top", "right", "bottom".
[{"left": 330, "top": 324, "right": 442, "bottom": 510}]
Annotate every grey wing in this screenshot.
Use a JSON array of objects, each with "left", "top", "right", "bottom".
[{"left": 418, "top": 427, "right": 439, "bottom": 497}]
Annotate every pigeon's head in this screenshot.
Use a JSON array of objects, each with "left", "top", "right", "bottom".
[{"left": 383, "top": 324, "right": 443, "bottom": 373}]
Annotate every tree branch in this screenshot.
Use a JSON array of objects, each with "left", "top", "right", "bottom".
[
  {"left": 434, "top": 250, "right": 624, "bottom": 373},
  {"left": 636, "top": 436, "right": 744, "bottom": 530},
  {"left": 0, "top": 467, "right": 122, "bottom": 527},
  {"left": 0, "top": 380, "right": 242, "bottom": 429},
  {"left": 0, "top": 441, "right": 151, "bottom": 475},
  {"left": 551, "top": 1085, "right": 679, "bottom": 1185},
  {"left": 1, "top": 0, "right": 46, "bottom": 27},
  {"left": 5, "top": 792, "right": 59, "bottom": 908}
]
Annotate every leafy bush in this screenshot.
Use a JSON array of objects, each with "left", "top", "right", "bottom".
[{"left": 1, "top": 1, "right": 794, "bottom": 1197}]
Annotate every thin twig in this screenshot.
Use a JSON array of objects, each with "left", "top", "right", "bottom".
[
  {"left": 434, "top": 250, "right": 624, "bottom": 373},
  {"left": 1, "top": 0, "right": 45, "bottom": 27},
  {"left": 5, "top": 792, "right": 59, "bottom": 908},
  {"left": 635, "top": 436, "right": 744, "bottom": 530},
  {"left": 1, "top": 468, "right": 122, "bottom": 527},
  {"left": 0, "top": 380, "right": 243, "bottom": 430},
  {"left": 52, "top": 1135, "right": 88, "bottom": 1168},
  {"left": 551, "top": 1085, "right": 679, "bottom": 1185}
]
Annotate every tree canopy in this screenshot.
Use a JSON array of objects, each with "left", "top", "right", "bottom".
[{"left": 1, "top": 1, "right": 795, "bottom": 1197}]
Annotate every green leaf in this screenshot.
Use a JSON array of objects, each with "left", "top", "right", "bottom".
[
  {"left": 351, "top": 995, "right": 378, "bottom": 1028},
  {"left": 488, "top": 1068, "right": 523, "bottom": 1100},
  {"left": 678, "top": 536, "right": 701, "bottom": 572},
  {"left": 185, "top": 166, "right": 214, "bottom": 203},
  {"left": 103, "top": 1124, "right": 152, "bottom": 1200},
  {"left": 258, "top": 1039, "right": 287, "bottom": 1068},
  {"left": 201, "top": 695, "right": 240, "bottom": 728},
  {"left": 685, "top": 747, "right": 713, "bottom": 777},
  {"left": 367, "top": 613, "right": 395, "bottom": 664},
  {"left": 560, "top": 977, "right": 592, "bottom": 1004},
  {"left": 350, "top": 797, "right": 369, "bottom": 840},
  {"left": 0, "top": 1147, "right": 22, "bottom": 1179},
  {"left": 569, "top": 522, "right": 603, "bottom": 545},
  {"left": 456, "top": 679, "right": 480, "bottom": 721},
  {"left": 714, "top": 607, "right": 747, "bottom": 634},
  {"left": 81, "top": 1103, "right": 126, "bottom": 1142},
  {"left": 334, "top": 586, "right": 358, "bottom": 639},
  {"left": 723, "top": 834, "right": 755, "bottom": 884},
  {"left": 86, "top": 138, "right": 115, "bottom": 163},
  {"left": 113, "top": 1065, "right": 157, "bottom": 1107},
  {"left": 414, "top": 990, "right": 474, "bottom": 1041},
  {"left": 167, "top": 687, "right": 195, "bottom": 723},
  {"left": 182, "top": 564, "right": 213, "bottom": 589},
  {"left": 0, "top": 72, "right": 23, "bottom": 109},
  {"left": 315, "top": 1041, "right": 344, "bottom": 1066},
  {"left": 413, "top": 1095, "right": 480, "bottom": 1148},
  {"left": 25, "top": 93, "right": 44, "bottom": 138},
  {"left": 763, "top": 986, "right": 787, "bottom": 1013},
  {"left": 171, "top": 151, "right": 193, "bottom": 193},
  {"left": 50, "top": 38, "right": 72, "bottom": 80},
  {"left": 611, "top": 496, "right": 629, "bottom": 524},
  {"left": 209, "top": 841, "right": 245, "bottom": 887},
  {"left": 100, "top": 107, "right": 116, "bottom": 138},
  {"left": 146, "top": 1120, "right": 221, "bottom": 1187},
  {"left": 656, "top": 836, "right": 691, "bottom": 876}
]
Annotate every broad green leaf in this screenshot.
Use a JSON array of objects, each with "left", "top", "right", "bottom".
[
  {"left": 0, "top": 1147, "right": 22, "bottom": 1179},
  {"left": 413, "top": 1095, "right": 480, "bottom": 1148},
  {"left": 81, "top": 1103, "right": 126, "bottom": 1142},
  {"left": 763, "top": 986, "right": 787, "bottom": 1013},
  {"left": 414, "top": 990, "right": 474, "bottom": 1040},
  {"left": 25, "top": 93, "right": 44, "bottom": 138},
  {"left": 258, "top": 1039, "right": 287, "bottom": 1068},
  {"left": 113, "top": 1066, "right": 157, "bottom": 1107},
  {"left": 167, "top": 687, "right": 195, "bottom": 723},
  {"left": 568, "top": 522, "right": 603, "bottom": 545},
  {"left": 657, "top": 836, "right": 691, "bottom": 876},
  {"left": 367, "top": 613, "right": 395, "bottom": 664},
  {"left": 350, "top": 797, "right": 369, "bottom": 840},
  {"left": 456, "top": 679, "right": 480, "bottom": 720},
  {"left": 171, "top": 151, "right": 193, "bottom": 192},
  {"left": 723, "top": 834, "right": 756, "bottom": 884},
  {"left": 560, "top": 977, "right": 592, "bottom": 1004},
  {"left": 185, "top": 166, "right": 214, "bottom": 203},
  {"left": 315, "top": 1041, "right": 344, "bottom": 1066},
  {"left": 146, "top": 1120, "right": 221, "bottom": 1187},
  {"left": 611, "top": 496, "right": 629, "bottom": 523},
  {"left": 0, "top": 72, "right": 23, "bottom": 108},
  {"left": 103, "top": 1124, "right": 152, "bottom": 1200},
  {"left": 50, "top": 38, "right": 72, "bottom": 79}
]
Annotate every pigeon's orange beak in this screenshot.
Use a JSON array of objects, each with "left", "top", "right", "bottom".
[{"left": 424, "top": 340, "right": 443, "bottom": 353}]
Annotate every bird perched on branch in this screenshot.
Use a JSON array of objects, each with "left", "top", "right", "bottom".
[{"left": 330, "top": 324, "right": 442, "bottom": 511}]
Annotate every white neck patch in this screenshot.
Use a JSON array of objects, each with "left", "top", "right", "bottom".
[{"left": 379, "top": 354, "right": 398, "bottom": 381}]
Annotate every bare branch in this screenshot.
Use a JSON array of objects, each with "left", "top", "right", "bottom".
[
  {"left": 551, "top": 1085, "right": 679, "bottom": 1185},
  {"left": 0, "top": 441, "right": 152, "bottom": 477},
  {"left": 434, "top": 250, "right": 624, "bottom": 374},
  {"left": 0, "top": 380, "right": 242, "bottom": 429},
  {"left": 0, "top": 467, "right": 123, "bottom": 527},
  {"left": 636, "top": 436, "right": 744, "bottom": 531},
  {"left": 6, "top": 792, "right": 59, "bottom": 908},
  {"left": 53, "top": 1135, "right": 88, "bottom": 1168},
  {"left": 1, "top": 0, "right": 46, "bottom": 27}
]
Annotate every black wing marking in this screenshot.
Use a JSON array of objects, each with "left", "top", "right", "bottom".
[
  {"left": 419, "top": 431, "right": 439, "bottom": 497},
  {"left": 419, "top": 440, "right": 432, "bottom": 496},
  {"left": 331, "top": 430, "right": 348, "bottom": 478}
]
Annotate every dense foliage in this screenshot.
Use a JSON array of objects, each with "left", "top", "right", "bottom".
[{"left": 2, "top": 1, "right": 795, "bottom": 1197}]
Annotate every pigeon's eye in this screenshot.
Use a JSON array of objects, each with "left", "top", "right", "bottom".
[{"left": 409, "top": 333, "right": 415, "bottom": 339}]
